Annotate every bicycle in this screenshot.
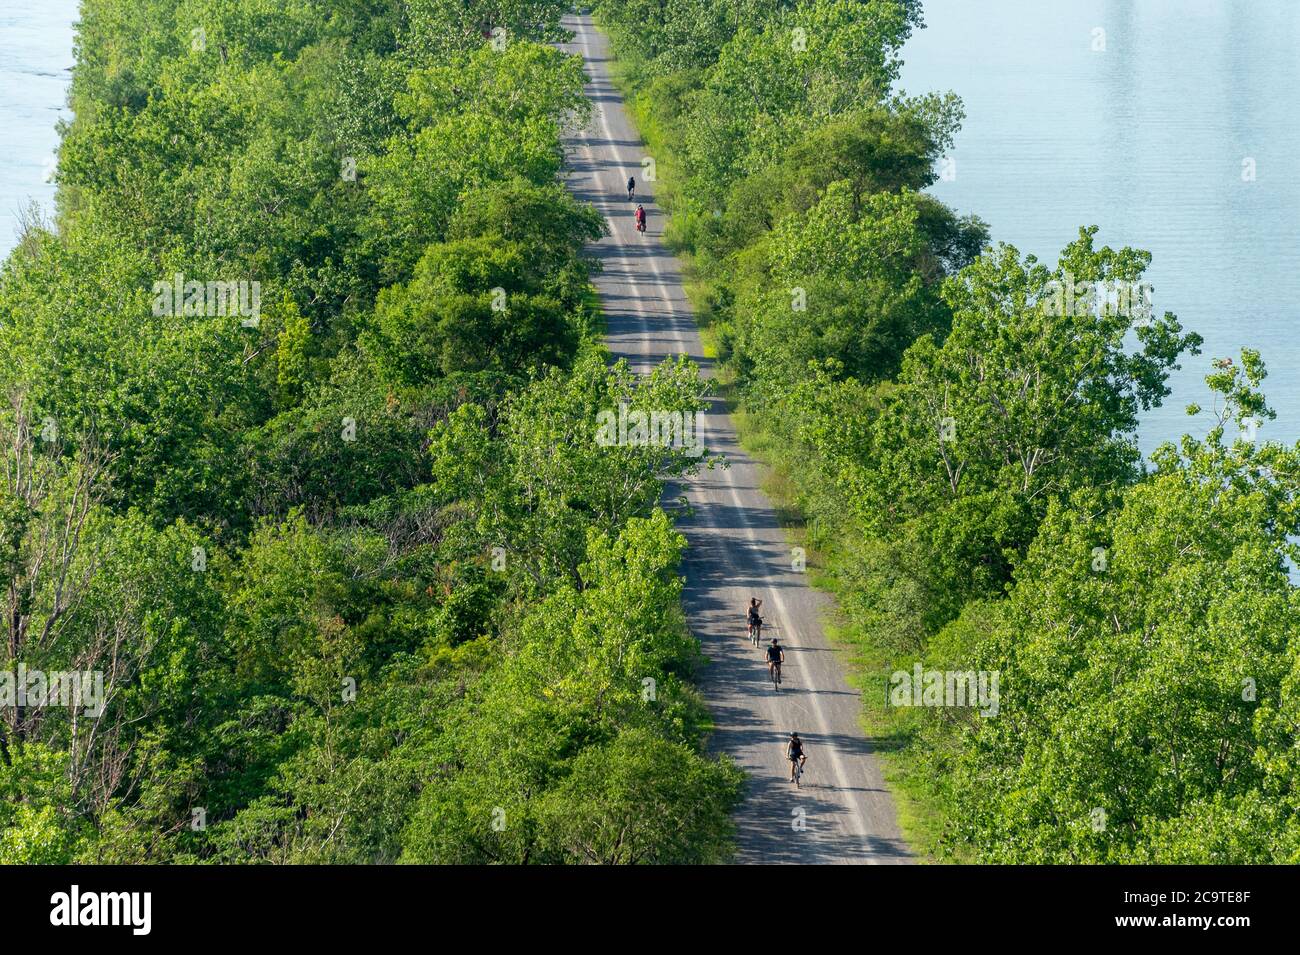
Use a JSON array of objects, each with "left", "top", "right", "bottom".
[
  {"left": 748, "top": 617, "right": 763, "bottom": 648},
  {"left": 769, "top": 660, "right": 782, "bottom": 691},
  {"left": 791, "top": 755, "right": 805, "bottom": 788}
]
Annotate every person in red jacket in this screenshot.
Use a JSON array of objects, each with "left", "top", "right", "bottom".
[{"left": 634, "top": 204, "right": 646, "bottom": 233}]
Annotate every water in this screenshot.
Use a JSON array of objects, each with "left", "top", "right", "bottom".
[
  {"left": 900, "top": 0, "right": 1300, "bottom": 454},
  {"left": 3, "top": 2, "right": 1297, "bottom": 454},
  {"left": 0, "top": 0, "right": 77, "bottom": 258}
]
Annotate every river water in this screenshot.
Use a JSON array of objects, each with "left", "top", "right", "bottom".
[
  {"left": 3, "top": 2, "right": 1297, "bottom": 453},
  {"left": 900, "top": 0, "right": 1300, "bottom": 453},
  {"left": 0, "top": 0, "right": 76, "bottom": 258}
]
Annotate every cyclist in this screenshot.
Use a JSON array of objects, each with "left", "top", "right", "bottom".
[
  {"left": 634, "top": 204, "right": 646, "bottom": 233},
  {"left": 627, "top": 176, "right": 635, "bottom": 200},
  {"left": 766, "top": 638, "right": 784, "bottom": 687},
  {"left": 786, "top": 732, "right": 807, "bottom": 783},
  {"left": 746, "top": 597, "right": 763, "bottom": 642}
]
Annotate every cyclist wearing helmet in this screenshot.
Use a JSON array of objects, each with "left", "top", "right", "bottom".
[
  {"left": 766, "top": 638, "right": 784, "bottom": 686},
  {"left": 786, "top": 732, "right": 807, "bottom": 783}
]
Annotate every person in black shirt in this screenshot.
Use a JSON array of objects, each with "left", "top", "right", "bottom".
[
  {"left": 766, "top": 638, "right": 784, "bottom": 687},
  {"left": 786, "top": 732, "right": 807, "bottom": 783},
  {"left": 747, "top": 597, "right": 763, "bottom": 642}
]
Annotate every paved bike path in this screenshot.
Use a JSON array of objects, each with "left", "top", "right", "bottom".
[{"left": 561, "top": 13, "right": 910, "bottom": 864}]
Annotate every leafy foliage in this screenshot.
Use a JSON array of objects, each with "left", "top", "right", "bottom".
[
  {"left": 0, "top": 0, "right": 738, "bottom": 864},
  {"left": 595, "top": 0, "right": 1300, "bottom": 863}
]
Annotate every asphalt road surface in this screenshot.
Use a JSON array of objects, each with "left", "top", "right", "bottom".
[{"left": 561, "top": 12, "right": 911, "bottom": 865}]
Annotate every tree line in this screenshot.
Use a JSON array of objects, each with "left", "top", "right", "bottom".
[
  {"left": 0, "top": 0, "right": 742, "bottom": 863},
  {"left": 593, "top": 0, "right": 1300, "bottom": 862}
]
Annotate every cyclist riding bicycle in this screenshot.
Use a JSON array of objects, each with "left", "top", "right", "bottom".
[
  {"left": 746, "top": 597, "right": 763, "bottom": 641},
  {"left": 786, "top": 732, "right": 807, "bottom": 783},
  {"left": 766, "top": 638, "right": 784, "bottom": 686},
  {"left": 627, "top": 176, "right": 635, "bottom": 200},
  {"left": 634, "top": 204, "right": 646, "bottom": 232}
]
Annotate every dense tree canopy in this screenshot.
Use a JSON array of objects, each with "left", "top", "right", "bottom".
[
  {"left": 7, "top": 0, "right": 1295, "bottom": 865},
  {"left": 0, "top": 0, "right": 740, "bottom": 864},
  {"left": 594, "top": 0, "right": 1300, "bottom": 863}
]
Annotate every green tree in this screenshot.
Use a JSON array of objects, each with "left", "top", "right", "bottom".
[{"left": 937, "top": 354, "right": 1300, "bottom": 862}]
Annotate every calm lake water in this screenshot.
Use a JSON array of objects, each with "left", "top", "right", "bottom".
[
  {"left": 3, "top": 2, "right": 1296, "bottom": 454},
  {"left": 0, "top": 0, "right": 77, "bottom": 258},
  {"left": 900, "top": 0, "right": 1300, "bottom": 454}
]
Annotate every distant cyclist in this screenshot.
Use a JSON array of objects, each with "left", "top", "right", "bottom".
[
  {"left": 786, "top": 732, "right": 807, "bottom": 783},
  {"left": 766, "top": 638, "right": 784, "bottom": 687},
  {"left": 627, "top": 176, "right": 635, "bottom": 200},
  {"left": 746, "top": 597, "right": 763, "bottom": 641},
  {"left": 634, "top": 204, "right": 646, "bottom": 233}
]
